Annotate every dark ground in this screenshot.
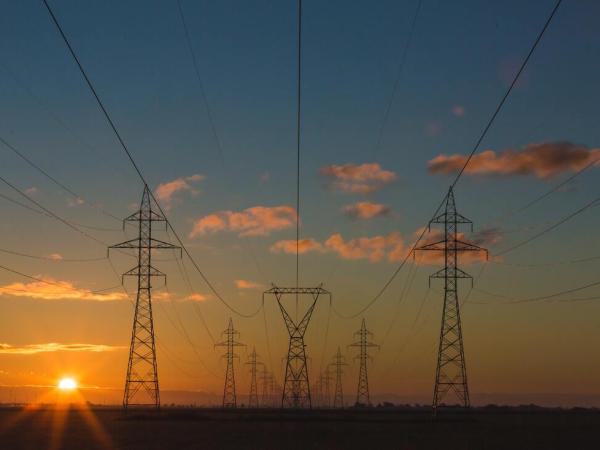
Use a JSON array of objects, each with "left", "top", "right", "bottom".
[{"left": 0, "top": 406, "right": 599, "bottom": 450}]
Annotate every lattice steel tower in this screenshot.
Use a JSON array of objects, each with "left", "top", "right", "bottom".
[
  {"left": 215, "top": 318, "right": 245, "bottom": 408},
  {"left": 416, "top": 186, "right": 487, "bottom": 413},
  {"left": 350, "top": 318, "right": 379, "bottom": 406},
  {"left": 245, "top": 347, "right": 262, "bottom": 408},
  {"left": 330, "top": 347, "right": 347, "bottom": 408},
  {"left": 109, "top": 185, "right": 180, "bottom": 410},
  {"left": 263, "top": 285, "right": 331, "bottom": 408}
]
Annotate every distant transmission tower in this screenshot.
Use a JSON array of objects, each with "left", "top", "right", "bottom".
[
  {"left": 322, "top": 367, "right": 332, "bottom": 408},
  {"left": 263, "top": 285, "right": 331, "bottom": 408},
  {"left": 109, "top": 185, "right": 180, "bottom": 410},
  {"left": 245, "top": 347, "right": 262, "bottom": 408},
  {"left": 349, "top": 318, "right": 379, "bottom": 407},
  {"left": 330, "top": 347, "right": 347, "bottom": 408},
  {"left": 260, "top": 364, "right": 273, "bottom": 408},
  {"left": 416, "top": 186, "right": 487, "bottom": 413},
  {"left": 215, "top": 318, "right": 245, "bottom": 408}
]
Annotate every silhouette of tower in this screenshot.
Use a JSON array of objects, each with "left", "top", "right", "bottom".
[
  {"left": 416, "top": 186, "right": 487, "bottom": 413},
  {"left": 263, "top": 285, "right": 331, "bottom": 408},
  {"left": 110, "top": 185, "right": 180, "bottom": 410},
  {"left": 330, "top": 347, "right": 347, "bottom": 408},
  {"left": 322, "top": 367, "right": 333, "bottom": 408},
  {"left": 245, "top": 347, "right": 262, "bottom": 408},
  {"left": 349, "top": 318, "right": 379, "bottom": 407},
  {"left": 215, "top": 318, "right": 245, "bottom": 408},
  {"left": 259, "top": 366, "right": 270, "bottom": 408}
]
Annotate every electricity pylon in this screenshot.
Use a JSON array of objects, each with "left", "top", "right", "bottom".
[
  {"left": 215, "top": 318, "right": 245, "bottom": 408},
  {"left": 245, "top": 347, "right": 262, "bottom": 408},
  {"left": 263, "top": 285, "right": 331, "bottom": 408},
  {"left": 322, "top": 367, "right": 333, "bottom": 408},
  {"left": 109, "top": 185, "right": 180, "bottom": 410},
  {"left": 260, "top": 364, "right": 273, "bottom": 408},
  {"left": 330, "top": 347, "right": 347, "bottom": 408},
  {"left": 349, "top": 318, "right": 379, "bottom": 407},
  {"left": 416, "top": 186, "right": 487, "bottom": 414}
]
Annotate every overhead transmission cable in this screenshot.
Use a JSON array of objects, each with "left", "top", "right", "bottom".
[
  {"left": 42, "top": 0, "right": 261, "bottom": 318},
  {"left": 372, "top": 0, "right": 422, "bottom": 161},
  {"left": 332, "top": 0, "right": 563, "bottom": 319}
]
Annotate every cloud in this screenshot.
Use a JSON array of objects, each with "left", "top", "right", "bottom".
[
  {"left": 189, "top": 205, "right": 297, "bottom": 238},
  {"left": 270, "top": 238, "right": 324, "bottom": 255},
  {"left": 428, "top": 142, "right": 600, "bottom": 179},
  {"left": 234, "top": 279, "right": 263, "bottom": 290},
  {"left": 324, "top": 232, "right": 405, "bottom": 263},
  {"left": 319, "top": 163, "right": 397, "bottom": 194},
  {"left": 452, "top": 105, "right": 466, "bottom": 117},
  {"left": 155, "top": 174, "right": 204, "bottom": 208},
  {"left": 0, "top": 278, "right": 128, "bottom": 302},
  {"left": 343, "top": 202, "right": 391, "bottom": 219},
  {"left": 47, "top": 253, "right": 63, "bottom": 261},
  {"left": 184, "top": 293, "right": 208, "bottom": 302},
  {"left": 24, "top": 187, "right": 38, "bottom": 196},
  {"left": 0, "top": 343, "right": 125, "bottom": 355}
]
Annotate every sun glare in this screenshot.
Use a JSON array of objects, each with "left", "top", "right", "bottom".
[{"left": 58, "top": 377, "right": 77, "bottom": 391}]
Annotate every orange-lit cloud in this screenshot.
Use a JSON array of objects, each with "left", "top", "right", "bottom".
[
  {"left": 428, "top": 142, "right": 600, "bottom": 179},
  {"left": 270, "top": 238, "right": 324, "bottom": 255},
  {"left": 324, "top": 232, "right": 405, "bottom": 263},
  {"left": 0, "top": 343, "right": 125, "bottom": 355},
  {"left": 319, "top": 163, "right": 397, "bottom": 194},
  {"left": 343, "top": 201, "right": 390, "bottom": 219},
  {"left": 0, "top": 278, "right": 128, "bottom": 302},
  {"left": 184, "top": 293, "right": 208, "bottom": 302},
  {"left": 47, "top": 253, "right": 63, "bottom": 261},
  {"left": 155, "top": 174, "right": 204, "bottom": 208},
  {"left": 234, "top": 279, "right": 263, "bottom": 290},
  {"left": 189, "top": 205, "right": 297, "bottom": 238}
]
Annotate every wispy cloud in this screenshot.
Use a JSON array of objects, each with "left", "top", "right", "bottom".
[
  {"left": 428, "top": 142, "right": 600, "bottom": 179},
  {"left": 184, "top": 293, "right": 209, "bottom": 302},
  {"left": 270, "top": 238, "right": 324, "bottom": 255},
  {"left": 451, "top": 105, "right": 466, "bottom": 117},
  {"left": 155, "top": 174, "right": 204, "bottom": 208},
  {"left": 343, "top": 202, "right": 391, "bottom": 219},
  {"left": 319, "top": 163, "right": 397, "bottom": 194},
  {"left": 189, "top": 205, "right": 297, "bottom": 238},
  {"left": 0, "top": 343, "right": 125, "bottom": 355},
  {"left": 0, "top": 278, "right": 128, "bottom": 302},
  {"left": 325, "top": 232, "right": 405, "bottom": 262},
  {"left": 234, "top": 279, "right": 263, "bottom": 290}
]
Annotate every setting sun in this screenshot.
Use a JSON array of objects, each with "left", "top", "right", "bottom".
[{"left": 58, "top": 377, "right": 77, "bottom": 391}]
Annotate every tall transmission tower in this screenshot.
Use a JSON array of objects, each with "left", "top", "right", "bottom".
[
  {"left": 263, "top": 285, "right": 331, "bottom": 408},
  {"left": 215, "top": 318, "right": 245, "bottom": 408},
  {"left": 349, "top": 318, "right": 379, "bottom": 407},
  {"left": 245, "top": 347, "right": 262, "bottom": 408},
  {"left": 330, "top": 347, "right": 347, "bottom": 408},
  {"left": 109, "top": 185, "right": 180, "bottom": 410},
  {"left": 416, "top": 186, "right": 487, "bottom": 413}
]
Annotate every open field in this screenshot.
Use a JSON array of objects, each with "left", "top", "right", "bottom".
[{"left": 0, "top": 406, "right": 599, "bottom": 450}]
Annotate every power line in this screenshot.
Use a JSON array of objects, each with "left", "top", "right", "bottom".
[
  {"left": 0, "top": 247, "right": 106, "bottom": 263},
  {"left": 372, "top": 0, "right": 422, "bottom": 161},
  {"left": 42, "top": 0, "right": 261, "bottom": 319},
  {"left": 332, "top": 0, "right": 563, "bottom": 319},
  {"left": 495, "top": 194, "right": 600, "bottom": 257},
  {"left": 449, "top": 0, "right": 563, "bottom": 188},
  {"left": 175, "top": 0, "right": 224, "bottom": 163},
  {"left": 296, "top": 0, "right": 303, "bottom": 309},
  {"left": 472, "top": 279, "right": 600, "bottom": 305}
]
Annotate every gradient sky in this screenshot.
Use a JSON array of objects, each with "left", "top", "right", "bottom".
[{"left": 0, "top": 0, "right": 599, "bottom": 406}]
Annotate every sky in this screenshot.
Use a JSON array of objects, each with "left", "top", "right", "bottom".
[{"left": 0, "top": 0, "right": 599, "bottom": 407}]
